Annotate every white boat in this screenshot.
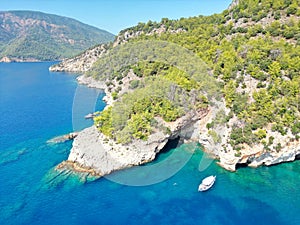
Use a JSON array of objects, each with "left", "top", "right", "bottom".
[{"left": 198, "top": 175, "right": 216, "bottom": 192}]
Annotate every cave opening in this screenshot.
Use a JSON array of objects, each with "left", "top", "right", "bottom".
[
  {"left": 295, "top": 154, "right": 300, "bottom": 160},
  {"left": 150, "top": 136, "right": 183, "bottom": 163},
  {"left": 159, "top": 136, "right": 182, "bottom": 154},
  {"left": 235, "top": 162, "right": 249, "bottom": 170}
]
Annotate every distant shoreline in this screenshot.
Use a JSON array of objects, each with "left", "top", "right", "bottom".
[{"left": 0, "top": 56, "right": 63, "bottom": 63}]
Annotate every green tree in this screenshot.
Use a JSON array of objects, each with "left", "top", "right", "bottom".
[
  {"left": 224, "top": 80, "right": 237, "bottom": 107},
  {"left": 268, "top": 61, "right": 281, "bottom": 79}
]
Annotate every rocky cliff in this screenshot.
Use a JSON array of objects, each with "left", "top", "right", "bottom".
[
  {"left": 58, "top": 72, "right": 299, "bottom": 175},
  {"left": 218, "top": 139, "right": 300, "bottom": 171},
  {"left": 58, "top": 104, "right": 209, "bottom": 177},
  {"left": 49, "top": 44, "right": 109, "bottom": 73}
]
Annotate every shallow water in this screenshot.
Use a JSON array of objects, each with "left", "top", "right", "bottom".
[{"left": 0, "top": 62, "right": 299, "bottom": 225}]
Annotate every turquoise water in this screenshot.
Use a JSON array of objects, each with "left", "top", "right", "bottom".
[{"left": 0, "top": 62, "right": 299, "bottom": 225}]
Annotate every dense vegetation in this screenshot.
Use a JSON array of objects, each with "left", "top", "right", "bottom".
[
  {"left": 0, "top": 11, "right": 114, "bottom": 61},
  {"left": 94, "top": 64, "right": 209, "bottom": 144},
  {"left": 92, "top": 0, "right": 300, "bottom": 150}
]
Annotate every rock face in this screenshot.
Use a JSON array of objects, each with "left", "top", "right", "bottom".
[
  {"left": 61, "top": 126, "right": 165, "bottom": 176},
  {"left": 114, "top": 25, "right": 186, "bottom": 47},
  {"left": 58, "top": 107, "right": 209, "bottom": 177},
  {"left": 0, "top": 56, "right": 39, "bottom": 62},
  {"left": 250, "top": 143, "right": 300, "bottom": 167},
  {"left": 47, "top": 132, "right": 78, "bottom": 144},
  {"left": 0, "top": 57, "right": 12, "bottom": 63},
  {"left": 76, "top": 75, "right": 106, "bottom": 89},
  {"left": 57, "top": 73, "right": 300, "bottom": 175},
  {"left": 228, "top": 0, "right": 239, "bottom": 10},
  {"left": 218, "top": 140, "right": 300, "bottom": 171},
  {"left": 49, "top": 44, "right": 109, "bottom": 73}
]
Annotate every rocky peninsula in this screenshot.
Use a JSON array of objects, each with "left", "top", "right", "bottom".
[
  {"left": 49, "top": 44, "right": 109, "bottom": 73},
  {"left": 56, "top": 71, "right": 300, "bottom": 177},
  {"left": 57, "top": 85, "right": 210, "bottom": 176},
  {"left": 54, "top": 0, "right": 300, "bottom": 177}
]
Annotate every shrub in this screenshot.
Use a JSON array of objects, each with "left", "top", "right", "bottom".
[
  {"left": 111, "top": 92, "right": 118, "bottom": 100},
  {"left": 235, "top": 151, "right": 242, "bottom": 157},
  {"left": 274, "top": 11, "right": 281, "bottom": 20},
  {"left": 268, "top": 136, "right": 275, "bottom": 145},
  {"left": 275, "top": 143, "right": 282, "bottom": 152},
  {"left": 257, "top": 82, "right": 266, "bottom": 88},
  {"left": 283, "top": 29, "right": 295, "bottom": 39},
  {"left": 291, "top": 122, "right": 300, "bottom": 135},
  {"left": 208, "top": 130, "right": 221, "bottom": 144},
  {"left": 254, "top": 129, "right": 267, "bottom": 140},
  {"left": 272, "top": 123, "right": 287, "bottom": 135},
  {"left": 206, "top": 122, "right": 214, "bottom": 129},
  {"left": 129, "top": 80, "right": 140, "bottom": 89},
  {"left": 287, "top": 5, "right": 297, "bottom": 16}
]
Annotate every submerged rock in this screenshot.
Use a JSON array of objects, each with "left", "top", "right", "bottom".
[{"left": 47, "top": 132, "right": 78, "bottom": 144}]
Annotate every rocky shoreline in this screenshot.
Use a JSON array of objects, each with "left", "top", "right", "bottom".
[
  {"left": 49, "top": 44, "right": 108, "bottom": 73},
  {"left": 218, "top": 138, "right": 300, "bottom": 171},
  {"left": 47, "top": 132, "right": 78, "bottom": 144},
  {"left": 0, "top": 56, "right": 41, "bottom": 63},
  {"left": 55, "top": 72, "right": 300, "bottom": 177},
  {"left": 57, "top": 103, "right": 210, "bottom": 177},
  {"left": 76, "top": 75, "right": 106, "bottom": 89},
  {"left": 57, "top": 125, "right": 165, "bottom": 177}
]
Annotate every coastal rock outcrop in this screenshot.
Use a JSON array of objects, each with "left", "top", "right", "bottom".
[
  {"left": 56, "top": 63, "right": 300, "bottom": 175},
  {"left": 0, "top": 57, "right": 12, "bottom": 63},
  {"left": 49, "top": 44, "right": 108, "bottom": 73},
  {"left": 0, "top": 56, "right": 39, "bottom": 62},
  {"left": 59, "top": 126, "right": 166, "bottom": 176},
  {"left": 76, "top": 75, "right": 106, "bottom": 89},
  {"left": 57, "top": 107, "right": 209, "bottom": 177},
  {"left": 217, "top": 136, "right": 300, "bottom": 171},
  {"left": 47, "top": 132, "right": 78, "bottom": 144},
  {"left": 228, "top": 0, "right": 239, "bottom": 10},
  {"left": 249, "top": 144, "right": 300, "bottom": 167}
]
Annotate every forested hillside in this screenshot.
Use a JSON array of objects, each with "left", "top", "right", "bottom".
[
  {"left": 0, "top": 11, "right": 114, "bottom": 61},
  {"left": 87, "top": 0, "right": 299, "bottom": 159}
]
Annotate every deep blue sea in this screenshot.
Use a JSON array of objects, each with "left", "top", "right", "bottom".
[{"left": 0, "top": 62, "right": 299, "bottom": 225}]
